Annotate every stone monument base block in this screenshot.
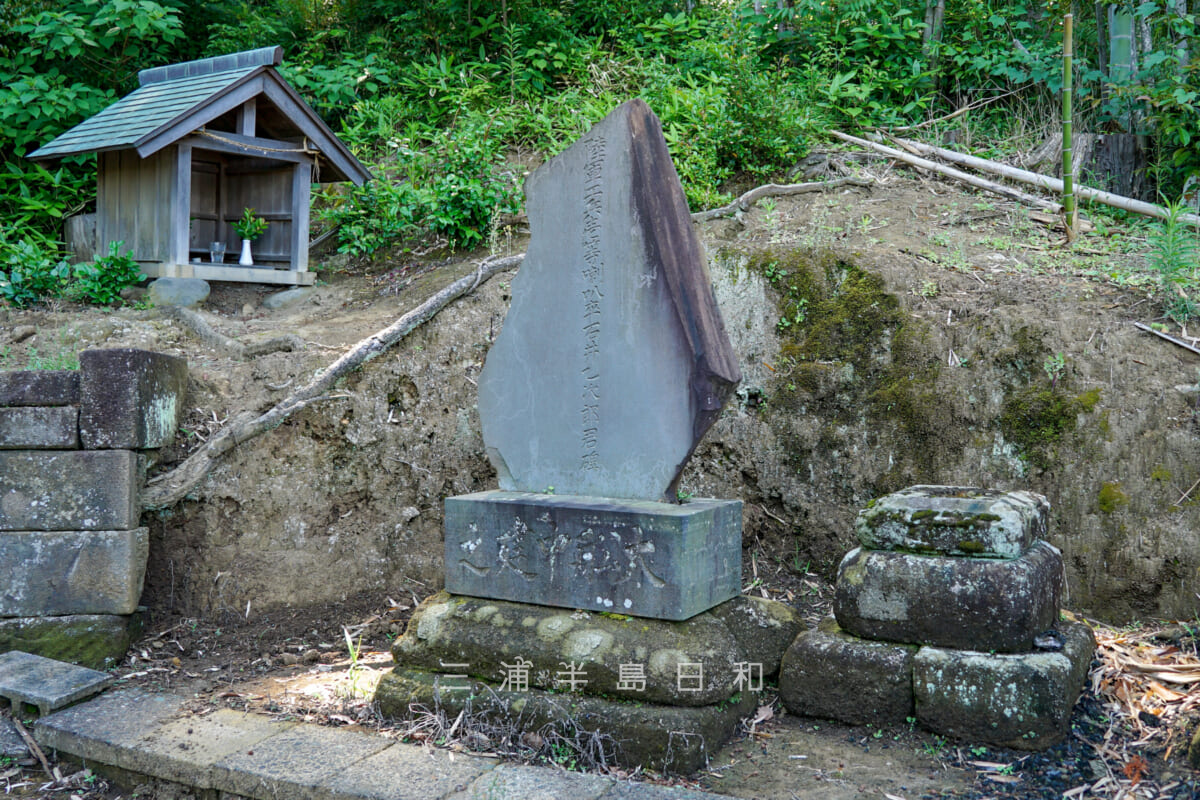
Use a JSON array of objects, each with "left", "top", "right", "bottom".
[
  {"left": 376, "top": 668, "right": 758, "bottom": 774},
  {"left": 444, "top": 491, "right": 742, "bottom": 621}
]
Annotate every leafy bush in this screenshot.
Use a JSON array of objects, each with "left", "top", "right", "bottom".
[
  {"left": 69, "top": 242, "right": 145, "bottom": 306},
  {"left": 323, "top": 117, "right": 520, "bottom": 257},
  {"left": 0, "top": 236, "right": 71, "bottom": 307}
]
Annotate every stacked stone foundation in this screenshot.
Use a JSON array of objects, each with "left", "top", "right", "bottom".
[
  {"left": 780, "top": 486, "right": 1095, "bottom": 750},
  {"left": 0, "top": 350, "right": 185, "bottom": 669},
  {"left": 378, "top": 492, "right": 801, "bottom": 774}
]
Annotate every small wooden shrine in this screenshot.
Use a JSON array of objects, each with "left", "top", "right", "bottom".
[{"left": 30, "top": 46, "right": 370, "bottom": 286}]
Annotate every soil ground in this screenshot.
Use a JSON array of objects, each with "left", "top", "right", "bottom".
[{"left": 2, "top": 167, "right": 1199, "bottom": 798}]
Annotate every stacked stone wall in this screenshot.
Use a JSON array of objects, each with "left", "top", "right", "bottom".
[{"left": 0, "top": 349, "right": 185, "bottom": 669}]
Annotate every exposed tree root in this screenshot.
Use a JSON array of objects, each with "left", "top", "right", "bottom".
[
  {"left": 142, "top": 254, "right": 523, "bottom": 510},
  {"left": 163, "top": 305, "right": 304, "bottom": 359},
  {"left": 689, "top": 177, "right": 874, "bottom": 222}
]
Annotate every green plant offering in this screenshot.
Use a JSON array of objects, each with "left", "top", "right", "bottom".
[{"left": 233, "top": 208, "right": 268, "bottom": 241}]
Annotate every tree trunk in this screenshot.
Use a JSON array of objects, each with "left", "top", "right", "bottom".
[
  {"left": 1107, "top": 6, "right": 1135, "bottom": 130},
  {"left": 1169, "top": 0, "right": 1189, "bottom": 68},
  {"left": 1093, "top": 1, "right": 1108, "bottom": 95},
  {"left": 1092, "top": 134, "right": 1148, "bottom": 200}
]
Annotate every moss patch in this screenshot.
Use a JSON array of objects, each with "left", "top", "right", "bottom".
[
  {"left": 746, "top": 247, "right": 960, "bottom": 478},
  {"left": 1098, "top": 481, "right": 1130, "bottom": 514},
  {"left": 998, "top": 385, "right": 1101, "bottom": 470}
]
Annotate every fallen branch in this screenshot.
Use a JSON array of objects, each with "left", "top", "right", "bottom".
[
  {"left": 1132, "top": 321, "right": 1200, "bottom": 357},
  {"left": 883, "top": 134, "right": 1200, "bottom": 228},
  {"left": 163, "top": 305, "right": 304, "bottom": 359},
  {"left": 11, "top": 718, "right": 53, "bottom": 781},
  {"left": 830, "top": 131, "right": 1062, "bottom": 213},
  {"left": 690, "top": 177, "right": 873, "bottom": 222},
  {"left": 882, "top": 89, "right": 1022, "bottom": 133},
  {"left": 141, "top": 254, "right": 523, "bottom": 509}
]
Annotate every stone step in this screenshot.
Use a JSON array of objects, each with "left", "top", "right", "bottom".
[
  {"left": 0, "top": 651, "right": 112, "bottom": 716},
  {"left": 34, "top": 688, "right": 731, "bottom": 800}
]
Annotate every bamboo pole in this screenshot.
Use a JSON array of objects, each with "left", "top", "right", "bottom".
[
  {"left": 830, "top": 131, "right": 1062, "bottom": 212},
  {"left": 880, "top": 135, "right": 1200, "bottom": 228},
  {"left": 1062, "top": 13, "right": 1078, "bottom": 240}
]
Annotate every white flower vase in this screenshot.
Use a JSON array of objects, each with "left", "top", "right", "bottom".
[{"left": 239, "top": 239, "right": 254, "bottom": 266}]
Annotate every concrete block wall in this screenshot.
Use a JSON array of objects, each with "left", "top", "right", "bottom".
[{"left": 0, "top": 349, "right": 186, "bottom": 669}]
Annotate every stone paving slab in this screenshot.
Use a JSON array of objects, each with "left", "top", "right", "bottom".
[
  {"left": 129, "top": 708, "right": 295, "bottom": 789},
  {"left": 446, "top": 763, "right": 614, "bottom": 800},
  {"left": 324, "top": 741, "right": 496, "bottom": 800},
  {"left": 32, "top": 686, "right": 739, "bottom": 800},
  {"left": 599, "top": 782, "right": 724, "bottom": 799},
  {"left": 0, "top": 528, "right": 148, "bottom": 616},
  {"left": 0, "top": 406, "right": 79, "bottom": 449},
  {"left": 0, "top": 651, "right": 112, "bottom": 715},
  {"left": 0, "top": 716, "right": 28, "bottom": 758},
  {"left": 34, "top": 688, "right": 185, "bottom": 764},
  {"left": 211, "top": 722, "right": 392, "bottom": 800}
]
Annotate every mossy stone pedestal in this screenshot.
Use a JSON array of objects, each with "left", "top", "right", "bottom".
[
  {"left": 780, "top": 486, "right": 1095, "bottom": 750},
  {"left": 376, "top": 592, "right": 801, "bottom": 773}
]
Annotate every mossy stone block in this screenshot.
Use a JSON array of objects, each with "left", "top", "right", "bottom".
[
  {"left": 79, "top": 348, "right": 187, "bottom": 450},
  {"left": 834, "top": 541, "right": 1063, "bottom": 652},
  {"left": 393, "top": 591, "right": 748, "bottom": 707},
  {"left": 376, "top": 667, "right": 757, "bottom": 775},
  {"left": 0, "top": 613, "right": 141, "bottom": 670},
  {"left": 778, "top": 617, "right": 917, "bottom": 725},
  {"left": 856, "top": 485, "right": 1048, "bottom": 559},
  {"left": 913, "top": 621, "right": 1095, "bottom": 749},
  {"left": 708, "top": 595, "right": 802, "bottom": 679}
]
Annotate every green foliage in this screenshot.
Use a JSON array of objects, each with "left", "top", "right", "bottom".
[
  {"left": 0, "top": 0, "right": 184, "bottom": 158},
  {"left": 0, "top": 236, "right": 71, "bottom": 307},
  {"left": 1146, "top": 197, "right": 1200, "bottom": 322},
  {"left": 69, "top": 241, "right": 145, "bottom": 305},
  {"left": 233, "top": 208, "right": 269, "bottom": 241},
  {"left": 322, "top": 117, "right": 520, "bottom": 256}
]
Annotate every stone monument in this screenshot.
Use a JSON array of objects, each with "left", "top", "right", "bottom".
[
  {"left": 445, "top": 97, "right": 743, "bottom": 621},
  {"left": 376, "top": 100, "right": 801, "bottom": 773}
]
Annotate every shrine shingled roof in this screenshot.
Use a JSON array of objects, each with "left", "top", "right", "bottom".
[{"left": 28, "top": 46, "right": 369, "bottom": 185}]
